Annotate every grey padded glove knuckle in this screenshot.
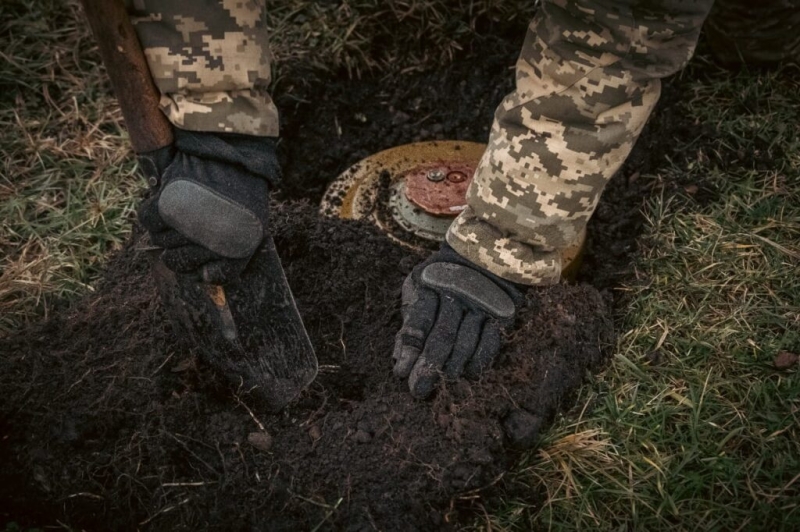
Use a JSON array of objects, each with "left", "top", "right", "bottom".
[
  {"left": 138, "top": 129, "right": 279, "bottom": 284},
  {"left": 420, "top": 262, "right": 515, "bottom": 319},
  {"left": 158, "top": 179, "right": 263, "bottom": 259}
]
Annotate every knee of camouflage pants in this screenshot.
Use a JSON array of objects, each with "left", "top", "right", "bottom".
[{"left": 447, "top": 0, "right": 715, "bottom": 285}]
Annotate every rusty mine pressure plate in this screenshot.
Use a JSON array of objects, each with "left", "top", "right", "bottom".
[{"left": 320, "top": 141, "right": 585, "bottom": 279}]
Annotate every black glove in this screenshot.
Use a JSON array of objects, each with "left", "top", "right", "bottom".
[
  {"left": 393, "top": 243, "right": 526, "bottom": 398},
  {"left": 137, "top": 129, "right": 280, "bottom": 284}
]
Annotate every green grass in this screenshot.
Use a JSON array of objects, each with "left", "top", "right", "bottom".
[
  {"left": 482, "top": 62, "right": 800, "bottom": 530},
  {"left": 2, "top": 0, "right": 799, "bottom": 530},
  {"left": 0, "top": 0, "right": 143, "bottom": 334}
]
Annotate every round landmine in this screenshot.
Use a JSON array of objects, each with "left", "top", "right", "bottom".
[
  {"left": 320, "top": 141, "right": 485, "bottom": 222},
  {"left": 320, "top": 141, "right": 585, "bottom": 279}
]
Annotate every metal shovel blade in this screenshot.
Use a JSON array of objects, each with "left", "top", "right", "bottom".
[{"left": 152, "top": 236, "right": 317, "bottom": 412}]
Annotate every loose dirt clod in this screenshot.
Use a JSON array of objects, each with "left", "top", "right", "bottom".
[
  {"left": 774, "top": 351, "right": 799, "bottom": 370},
  {"left": 0, "top": 202, "right": 613, "bottom": 530},
  {"left": 248, "top": 431, "right": 273, "bottom": 452}
]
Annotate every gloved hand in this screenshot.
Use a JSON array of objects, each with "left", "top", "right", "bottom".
[
  {"left": 393, "top": 243, "right": 526, "bottom": 398},
  {"left": 137, "top": 129, "right": 280, "bottom": 284}
]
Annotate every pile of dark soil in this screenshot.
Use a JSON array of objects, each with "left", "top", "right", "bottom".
[{"left": 0, "top": 203, "right": 612, "bottom": 530}]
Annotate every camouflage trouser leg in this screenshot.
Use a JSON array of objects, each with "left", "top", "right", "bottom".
[
  {"left": 447, "top": 0, "right": 715, "bottom": 285},
  {"left": 126, "top": 0, "right": 279, "bottom": 137}
]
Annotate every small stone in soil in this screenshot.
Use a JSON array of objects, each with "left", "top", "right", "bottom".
[
  {"left": 171, "top": 358, "right": 194, "bottom": 373},
  {"left": 248, "top": 431, "right": 273, "bottom": 452},
  {"left": 502, "top": 409, "right": 542, "bottom": 449},
  {"left": 353, "top": 429, "right": 372, "bottom": 443}
]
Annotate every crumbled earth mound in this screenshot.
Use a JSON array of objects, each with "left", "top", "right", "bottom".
[{"left": 0, "top": 202, "right": 613, "bottom": 530}]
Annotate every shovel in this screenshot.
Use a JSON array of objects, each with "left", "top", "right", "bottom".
[{"left": 80, "top": 0, "right": 318, "bottom": 411}]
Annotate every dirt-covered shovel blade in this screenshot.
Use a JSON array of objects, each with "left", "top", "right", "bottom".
[{"left": 152, "top": 237, "right": 318, "bottom": 412}]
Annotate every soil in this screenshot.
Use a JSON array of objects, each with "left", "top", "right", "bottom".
[
  {"left": 0, "top": 204, "right": 612, "bottom": 530},
  {"left": 0, "top": 27, "right": 700, "bottom": 532}
]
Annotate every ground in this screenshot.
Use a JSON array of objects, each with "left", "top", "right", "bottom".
[
  {"left": 0, "top": 204, "right": 614, "bottom": 530},
  {"left": 1, "top": 1, "right": 799, "bottom": 530}
]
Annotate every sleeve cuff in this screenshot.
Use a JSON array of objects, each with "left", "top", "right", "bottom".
[
  {"left": 159, "top": 89, "right": 279, "bottom": 137},
  {"left": 446, "top": 207, "right": 562, "bottom": 286}
]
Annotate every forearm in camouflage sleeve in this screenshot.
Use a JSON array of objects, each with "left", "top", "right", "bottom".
[
  {"left": 125, "top": 0, "right": 278, "bottom": 137},
  {"left": 447, "top": 0, "right": 715, "bottom": 285}
]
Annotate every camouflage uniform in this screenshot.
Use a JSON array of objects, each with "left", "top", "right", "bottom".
[
  {"left": 128, "top": 0, "right": 715, "bottom": 285},
  {"left": 447, "top": 0, "right": 715, "bottom": 284},
  {"left": 125, "top": 0, "right": 278, "bottom": 136}
]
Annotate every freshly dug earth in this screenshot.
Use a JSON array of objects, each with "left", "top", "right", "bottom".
[{"left": 0, "top": 203, "right": 613, "bottom": 530}]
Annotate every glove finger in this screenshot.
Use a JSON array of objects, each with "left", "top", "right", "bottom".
[
  {"left": 393, "top": 279, "right": 438, "bottom": 379},
  {"left": 392, "top": 334, "right": 421, "bottom": 380},
  {"left": 161, "top": 245, "right": 217, "bottom": 273},
  {"left": 201, "top": 259, "right": 248, "bottom": 285},
  {"left": 443, "top": 311, "right": 485, "bottom": 381},
  {"left": 408, "top": 295, "right": 464, "bottom": 399},
  {"left": 148, "top": 229, "right": 191, "bottom": 250},
  {"left": 138, "top": 195, "right": 170, "bottom": 233},
  {"left": 464, "top": 320, "right": 503, "bottom": 380}
]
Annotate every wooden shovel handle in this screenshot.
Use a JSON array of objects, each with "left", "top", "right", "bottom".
[{"left": 80, "top": 0, "right": 174, "bottom": 153}]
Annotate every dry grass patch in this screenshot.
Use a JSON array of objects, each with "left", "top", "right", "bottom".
[{"left": 1, "top": 0, "right": 141, "bottom": 335}]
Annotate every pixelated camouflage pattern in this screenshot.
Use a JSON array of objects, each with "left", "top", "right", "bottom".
[
  {"left": 447, "top": 0, "right": 714, "bottom": 285},
  {"left": 126, "top": 0, "right": 278, "bottom": 137}
]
